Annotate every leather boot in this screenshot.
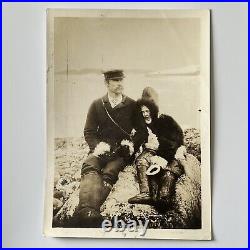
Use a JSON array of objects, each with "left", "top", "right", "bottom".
[
  {"left": 128, "top": 157, "right": 152, "bottom": 205},
  {"left": 100, "top": 157, "right": 125, "bottom": 205},
  {"left": 99, "top": 181, "right": 113, "bottom": 205},
  {"left": 149, "top": 175, "right": 159, "bottom": 203},
  {"left": 77, "top": 155, "right": 104, "bottom": 228},
  {"left": 78, "top": 170, "right": 104, "bottom": 227},
  {"left": 155, "top": 170, "right": 176, "bottom": 213}
]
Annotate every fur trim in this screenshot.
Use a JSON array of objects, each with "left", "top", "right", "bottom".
[
  {"left": 136, "top": 98, "right": 159, "bottom": 122},
  {"left": 146, "top": 164, "right": 161, "bottom": 176},
  {"left": 146, "top": 155, "right": 168, "bottom": 176},
  {"left": 121, "top": 139, "right": 134, "bottom": 156},
  {"left": 175, "top": 145, "right": 187, "bottom": 160},
  {"left": 93, "top": 142, "right": 111, "bottom": 157},
  {"left": 145, "top": 128, "right": 159, "bottom": 150},
  {"left": 142, "top": 86, "right": 159, "bottom": 105},
  {"left": 150, "top": 155, "right": 168, "bottom": 168}
]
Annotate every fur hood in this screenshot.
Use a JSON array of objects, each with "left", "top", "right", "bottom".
[{"left": 136, "top": 98, "right": 159, "bottom": 123}]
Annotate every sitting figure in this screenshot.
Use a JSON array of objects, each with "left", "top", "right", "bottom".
[
  {"left": 77, "top": 70, "right": 147, "bottom": 227},
  {"left": 128, "top": 87, "right": 184, "bottom": 212}
]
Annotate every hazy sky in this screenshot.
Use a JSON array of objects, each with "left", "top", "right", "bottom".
[
  {"left": 54, "top": 17, "right": 201, "bottom": 138},
  {"left": 55, "top": 17, "right": 200, "bottom": 73}
]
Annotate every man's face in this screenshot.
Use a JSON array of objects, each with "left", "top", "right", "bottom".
[
  {"left": 141, "top": 105, "right": 151, "bottom": 123},
  {"left": 106, "top": 79, "right": 124, "bottom": 95}
]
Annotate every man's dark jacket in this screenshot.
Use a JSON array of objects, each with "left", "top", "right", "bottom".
[{"left": 84, "top": 94, "right": 148, "bottom": 153}]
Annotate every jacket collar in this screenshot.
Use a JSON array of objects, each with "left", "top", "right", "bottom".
[
  {"left": 102, "top": 93, "right": 127, "bottom": 103},
  {"left": 102, "top": 93, "right": 128, "bottom": 109}
]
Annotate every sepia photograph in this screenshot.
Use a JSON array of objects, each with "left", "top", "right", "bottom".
[
  {"left": 44, "top": 9, "right": 211, "bottom": 239},
  {"left": 4, "top": 3, "right": 248, "bottom": 247}
]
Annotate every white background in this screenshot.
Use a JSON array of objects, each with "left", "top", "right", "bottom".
[{"left": 2, "top": 2, "right": 248, "bottom": 248}]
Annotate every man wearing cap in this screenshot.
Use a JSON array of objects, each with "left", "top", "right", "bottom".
[{"left": 77, "top": 70, "right": 147, "bottom": 227}]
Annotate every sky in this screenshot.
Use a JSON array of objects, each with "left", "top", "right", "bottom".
[{"left": 54, "top": 16, "right": 201, "bottom": 138}]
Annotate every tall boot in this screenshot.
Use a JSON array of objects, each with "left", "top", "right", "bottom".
[
  {"left": 100, "top": 157, "right": 125, "bottom": 205},
  {"left": 99, "top": 180, "right": 113, "bottom": 206},
  {"left": 77, "top": 155, "right": 104, "bottom": 228},
  {"left": 149, "top": 174, "right": 159, "bottom": 203},
  {"left": 155, "top": 170, "right": 176, "bottom": 213},
  {"left": 128, "top": 158, "right": 152, "bottom": 205}
]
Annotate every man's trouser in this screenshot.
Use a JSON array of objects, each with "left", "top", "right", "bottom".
[{"left": 78, "top": 154, "right": 125, "bottom": 227}]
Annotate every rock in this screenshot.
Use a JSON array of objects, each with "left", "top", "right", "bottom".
[
  {"left": 53, "top": 198, "right": 63, "bottom": 216},
  {"left": 184, "top": 128, "right": 201, "bottom": 161},
  {"left": 173, "top": 154, "right": 201, "bottom": 228},
  {"left": 100, "top": 165, "right": 157, "bottom": 217},
  {"left": 53, "top": 132, "right": 201, "bottom": 228},
  {"left": 54, "top": 190, "right": 64, "bottom": 199},
  {"left": 53, "top": 189, "right": 80, "bottom": 226},
  {"left": 100, "top": 153, "right": 201, "bottom": 229},
  {"left": 53, "top": 153, "right": 201, "bottom": 229}
]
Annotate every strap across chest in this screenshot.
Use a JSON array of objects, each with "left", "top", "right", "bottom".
[{"left": 101, "top": 98, "right": 132, "bottom": 140}]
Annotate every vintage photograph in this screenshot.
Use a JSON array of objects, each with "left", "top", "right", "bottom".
[{"left": 44, "top": 9, "right": 211, "bottom": 239}]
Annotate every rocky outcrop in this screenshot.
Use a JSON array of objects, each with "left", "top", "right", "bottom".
[
  {"left": 184, "top": 128, "right": 201, "bottom": 162},
  {"left": 52, "top": 129, "right": 201, "bottom": 228}
]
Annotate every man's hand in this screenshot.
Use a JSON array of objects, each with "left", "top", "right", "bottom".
[{"left": 93, "top": 142, "right": 111, "bottom": 157}]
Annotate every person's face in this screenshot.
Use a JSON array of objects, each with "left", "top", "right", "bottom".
[
  {"left": 106, "top": 79, "right": 124, "bottom": 95},
  {"left": 141, "top": 105, "right": 151, "bottom": 122}
]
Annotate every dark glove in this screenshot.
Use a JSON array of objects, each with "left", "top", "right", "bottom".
[
  {"left": 117, "top": 144, "right": 131, "bottom": 159},
  {"left": 116, "top": 140, "right": 134, "bottom": 162}
]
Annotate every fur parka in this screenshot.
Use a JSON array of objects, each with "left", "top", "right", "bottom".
[{"left": 136, "top": 99, "right": 184, "bottom": 162}]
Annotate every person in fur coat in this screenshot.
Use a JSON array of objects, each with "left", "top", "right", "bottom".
[{"left": 128, "top": 87, "right": 184, "bottom": 212}]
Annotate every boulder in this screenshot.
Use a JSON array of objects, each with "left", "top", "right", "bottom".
[
  {"left": 53, "top": 131, "right": 201, "bottom": 228},
  {"left": 53, "top": 153, "right": 201, "bottom": 229}
]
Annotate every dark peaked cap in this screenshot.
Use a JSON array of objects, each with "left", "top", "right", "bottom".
[{"left": 103, "top": 70, "right": 125, "bottom": 81}]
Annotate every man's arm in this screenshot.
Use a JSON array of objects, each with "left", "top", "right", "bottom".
[
  {"left": 84, "top": 101, "right": 100, "bottom": 152},
  {"left": 118, "top": 105, "right": 148, "bottom": 162}
]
